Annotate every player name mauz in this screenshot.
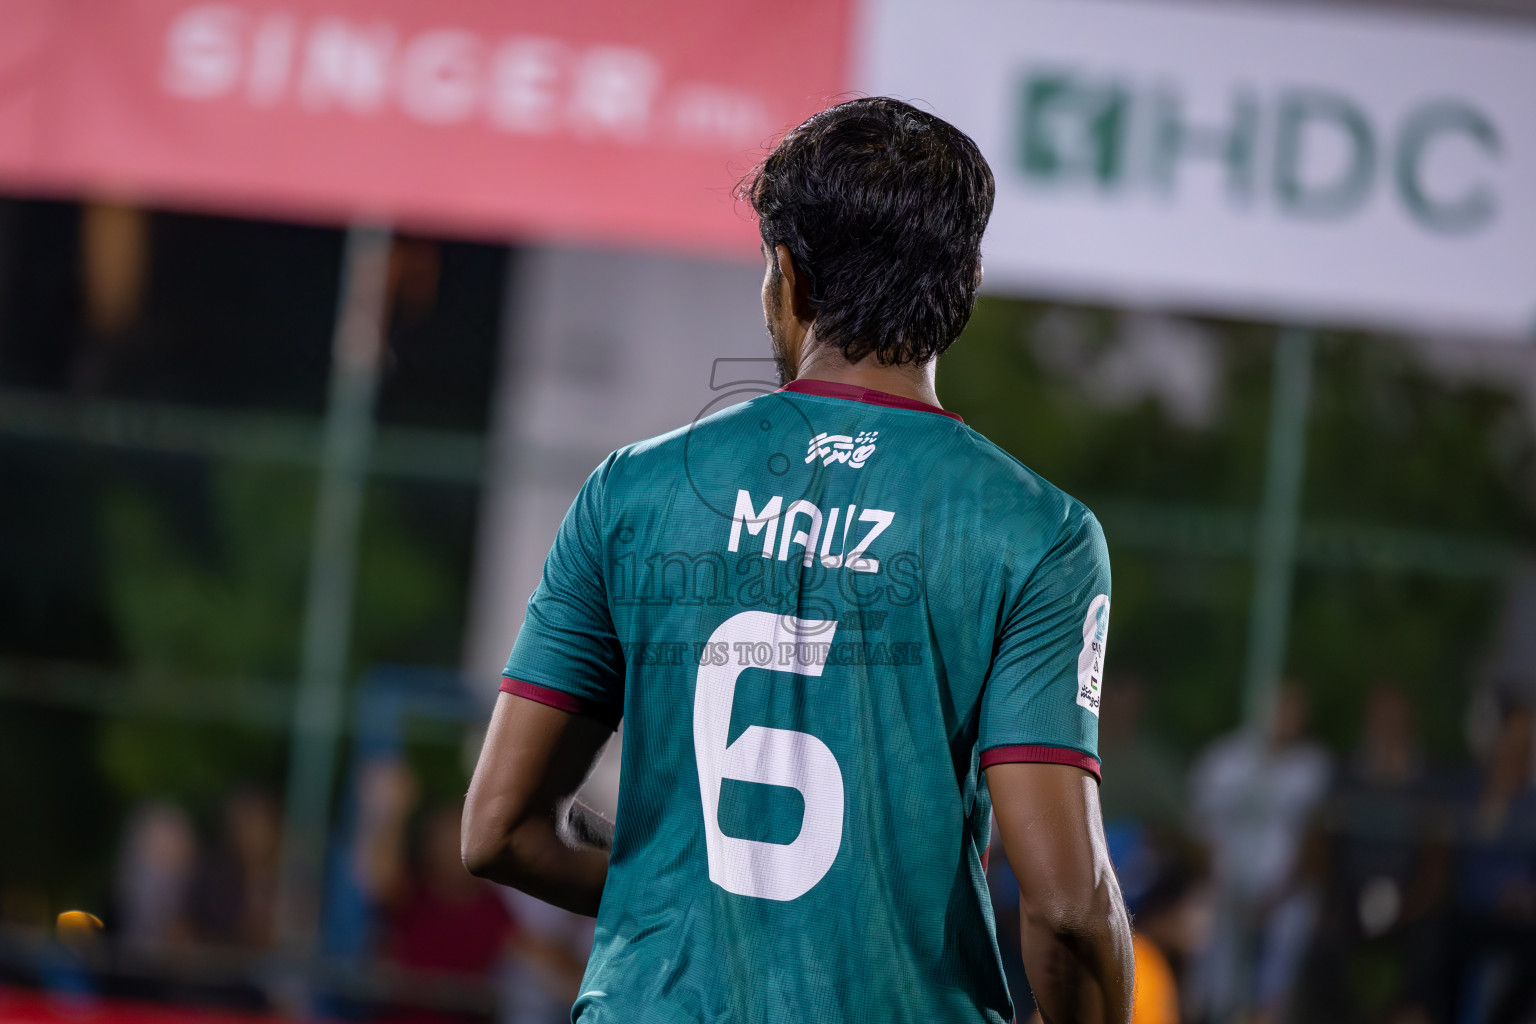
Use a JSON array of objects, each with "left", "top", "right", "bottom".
[{"left": 727, "top": 488, "right": 895, "bottom": 574}]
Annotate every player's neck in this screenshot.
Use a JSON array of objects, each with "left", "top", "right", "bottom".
[{"left": 793, "top": 342, "right": 942, "bottom": 410}]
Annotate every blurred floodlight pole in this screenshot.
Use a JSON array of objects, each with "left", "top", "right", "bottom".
[
  {"left": 1241, "top": 326, "right": 1314, "bottom": 731},
  {"left": 277, "top": 224, "right": 393, "bottom": 953}
]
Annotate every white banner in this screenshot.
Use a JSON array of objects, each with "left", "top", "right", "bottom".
[{"left": 859, "top": 0, "right": 1536, "bottom": 339}]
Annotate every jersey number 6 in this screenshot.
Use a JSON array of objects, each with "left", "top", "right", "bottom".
[{"left": 693, "top": 610, "right": 844, "bottom": 901}]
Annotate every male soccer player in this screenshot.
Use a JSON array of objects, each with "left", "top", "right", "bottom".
[{"left": 462, "top": 97, "right": 1133, "bottom": 1024}]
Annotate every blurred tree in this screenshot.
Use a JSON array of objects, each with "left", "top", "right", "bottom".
[
  {"left": 944, "top": 298, "right": 1536, "bottom": 760},
  {"left": 96, "top": 463, "right": 460, "bottom": 810}
]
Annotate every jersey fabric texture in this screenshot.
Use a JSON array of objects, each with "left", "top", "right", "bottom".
[{"left": 502, "top": 378, "right": 1111, "bottom": 1024}]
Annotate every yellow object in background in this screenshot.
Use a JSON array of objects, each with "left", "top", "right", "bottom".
[
  {"left": 1132, "top": 933, "right": 1180, "bottom": 1024},
  {"left": 56, "top": 910, "right": 104, "bottom": 939}
]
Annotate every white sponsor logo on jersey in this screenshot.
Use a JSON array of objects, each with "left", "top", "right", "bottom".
[
  {"left": 1076, "top": 594, "right": 1110, "bottom": 717},
  {"left": 805, "top": 430, "right": 877, "bottom": 468}
]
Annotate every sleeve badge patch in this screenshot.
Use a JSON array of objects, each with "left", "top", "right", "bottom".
[{"left": 1075, "top": 594, "right": 1110, "bottom": 717}]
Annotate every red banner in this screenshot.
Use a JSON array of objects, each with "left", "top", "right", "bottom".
[
  {"left": 0, "top": 0, "right": 852, "bottom": 251},
  {"left": 0, "top": 988, "right": 284, "bottom": 1024}
]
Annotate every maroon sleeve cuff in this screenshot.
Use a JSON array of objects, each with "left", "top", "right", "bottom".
[
  {"left": 980, "top": 744, "right": 1101, "bottom": 781},
  {"left": 500, "top": 677, "right": 621, "bottom": 727}
]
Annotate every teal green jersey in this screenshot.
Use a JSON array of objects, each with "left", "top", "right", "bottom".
[{"left": 502, "top": 379, "right": 1111, "bottom": 1024}]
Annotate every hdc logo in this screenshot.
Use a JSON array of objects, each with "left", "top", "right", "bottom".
[{"left": 1018, "top": 69, "right": 1501, "bottom": 236}]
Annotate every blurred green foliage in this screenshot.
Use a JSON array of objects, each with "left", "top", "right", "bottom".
[
  {"left": 95, "top": 463, "right": 463, "bottom": 810},
  {"left": 944, "top": 298, "right": 1536, "bottom": 760}
]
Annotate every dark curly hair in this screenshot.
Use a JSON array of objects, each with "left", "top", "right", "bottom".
[{"left": 745, "top": 97, "right": 995, "bottom": 366}]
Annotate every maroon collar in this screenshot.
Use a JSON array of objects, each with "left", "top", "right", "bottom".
[{"left": 777, "top": 378, "right": 964, "bottom": 422}]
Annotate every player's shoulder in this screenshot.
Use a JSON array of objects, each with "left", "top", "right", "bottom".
[
  {"left": 946, "top": 422, "right": 1104, "bottom": 551},
  {"left": 589, "top": 393, "right": 767, "bottom": 490},
  {"left": 615, "top": 394, "right": 763, "bottom": 459}
]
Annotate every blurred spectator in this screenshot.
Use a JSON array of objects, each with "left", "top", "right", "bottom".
[
  {"left": 1189, "top": 682, "right": 1331, "bottom": 1024},
  {"left": 1451, "top": 702, "right": 1536, "bottom": 1024},
  {"left": 1301, "top": 684, "right": 1448, "bottom": 1024},
  {"left": 496, "top": 891, "right": 593, "bottom": 1024},
  {"left": 1132, "top": 864, "right": 1214, "bottom": 1024},
  {"left": 113, "top": 800, "right": 195, "bottom": 951},
  {"left": 1102, "top": 673, "right": 1185, "bottom": 835},
  {"left": 352, "top": 758, "right": 518, "bottom": 1021},
  {"left": 1100, "top": 672, "right": 1186, "bottom": 908},
  {"left": 352, "top": 757, "right": 421, "bottom": 934},
  {"left": 389, "top": 803, "right": 515, "bottom": 979},
  {"left": 188, "top": 787, "right": 282, "bottom": 949}
]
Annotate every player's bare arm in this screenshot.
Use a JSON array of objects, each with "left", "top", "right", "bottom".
[
  {"left": 462, "top": 693, "right": 614, "bottom": 916},
  {"left": 988, "top": 762, "right": 1134, "bottom": 1024}
]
